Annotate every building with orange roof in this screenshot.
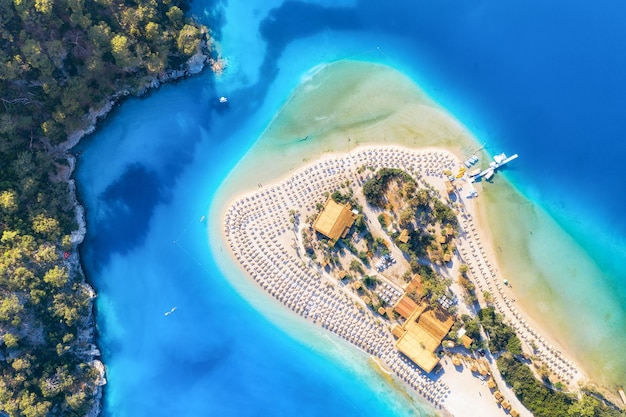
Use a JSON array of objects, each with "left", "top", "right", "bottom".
[
  {"left": 398, "top": 229, "right": 410, "bottom": 243},
  {"left": 392, "top": 302, "right": 454, "bottom": 373},
  {"left": 393, "top": 295, "right": 419, "bottom": 319}
]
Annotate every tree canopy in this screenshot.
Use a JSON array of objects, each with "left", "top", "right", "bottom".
[{"left": 0, "top": 1, "right": 211, "bottom": 415}]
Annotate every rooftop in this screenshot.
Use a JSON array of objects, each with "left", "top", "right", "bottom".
[
  {"left": 313, "top": 198, "right": 357, "bottom": 241},
  {"left": 393, "top": 302, "right": 454, "bottom": 373},
  {"left": 394, "top": 295, "right": 419, "bottom": 319}
]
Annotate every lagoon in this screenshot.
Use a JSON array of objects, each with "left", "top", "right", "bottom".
[{"left": 75, "top": 0, "right": 626, "bottom": 415}]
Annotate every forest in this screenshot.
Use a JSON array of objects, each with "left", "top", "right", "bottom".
[
  {"left": 498, "top": 355, "right": 624, "bottom": 417},
  {"left": 0, "top": 1, "right": 210, "bottom": 416}
]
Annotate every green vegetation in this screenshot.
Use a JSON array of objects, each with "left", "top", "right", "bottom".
[
  {"left": 363, "top": 169, "right": 458, "bottom": 265},
  {"left": 0, "top": 1, "right": 211, "bottom": 416},
  {"left": 498, "top": 355, "right": 624, "bottom": 417},
  {"left": 362, "top": 275, "right": 379, "bottom": 289},
  {"left": 412, "top": 263, "right": 450, "bottom": 303},
  {"left": 478, "top": 307, "right": 522, "bottom": 355},
  {"left": 460, "top": 314, "right": 482, "bottom": 349},
  {"left": 363, "top": 168, "right": 414, "bottom": 207},
  {"left": 0, "top": 0, "right": 210, "bottom": 147}
]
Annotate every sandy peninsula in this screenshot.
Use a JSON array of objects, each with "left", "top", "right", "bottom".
[
  {"left": 220, "top": 143, "right": 589, "bottom": 417},
  {"left": 207, "top": 60, "right": 626, "bottom": 415}
]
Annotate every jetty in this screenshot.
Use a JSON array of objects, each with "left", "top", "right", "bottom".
[{"left": 472, "top": 152, "right": 518, "bottom": 182}]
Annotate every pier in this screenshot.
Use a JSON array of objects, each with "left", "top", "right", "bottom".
[{"left": 472, "top": 153, "right": 518, "bottom": 181}]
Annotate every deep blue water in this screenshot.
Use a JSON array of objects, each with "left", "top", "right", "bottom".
[{"left": 75, "top": 0, "right": 626, "bottom": 415}]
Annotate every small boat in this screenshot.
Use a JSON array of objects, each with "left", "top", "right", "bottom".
[
  {"left": 219, "top": 96, "right": 228, "bottom": 103},
  {"left": 200, "top": 215, "right": 206, "bottom": 222},
  {"left": 485, "top": 170, "right": 494, "bottom": 180},
  {"left": 463, "top": 155, "right": 479, "bottom": 168},
  {"left": 494, "top": 153, "right": 507, "bottom": 164},
  {"left": 468, "top": 168, "right": 481, "bottom": 177},
  {"left": 164, "top": 307, "right": 177, "bottom": 316}
]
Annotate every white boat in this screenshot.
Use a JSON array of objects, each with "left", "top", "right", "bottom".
[
  {"left": 493, "top": 153, "right": 507, "bottom": 164},
  {"left": 463, "top": 155, "right": 479, "bottom": 168},
  {"left": 468, "top": 168, "right": 481, "bottom": 177},
  {"left": 219, "top": 96, "right": 228, "bottom": 103},
  {"left": 484, "top": 170, "right": 494, "bottom": 180}
]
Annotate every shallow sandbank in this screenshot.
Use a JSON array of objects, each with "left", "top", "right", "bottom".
[{"left": 209, "top": 60, "right": 623, "bottom": 402}]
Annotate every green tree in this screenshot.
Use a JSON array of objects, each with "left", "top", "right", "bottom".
[
  {"left": 166, "top": 6, "right": 183, "bottom": 27},
  {"left": 32, "top": 214, "right": 61, "bottom": 240},
  {"left": 34, "top": 0, "right": 54, "bottom": 15},
  {"left": 177, "top": 24, "right": 201, "bottom": 55},
  {"left": 0, "top": 294, "right": 23, "bottom": 322},
  {"left": 110, "top": 34, "right": 134, "bottom": 68},
  {"left": 399, "top": 207, "right": 414, "bottom": 227},
  {"left": 0, "top": 191, "right": 19, "bottom": 213},
  {"left": 567, "top": 395, "right": 598, "bottom": 417},
  {"left": 43, "top": 265, "right": 69, "bottom": 288},
  {"left": 349, "top": 259, "right": 364, "bottom": 275},
  {"left": 3, "top": 333, "right": 19, "bottom": 349}
]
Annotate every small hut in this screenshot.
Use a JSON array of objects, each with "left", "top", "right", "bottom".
[
  {"left": 460, "top": 334, "right": 473, "bottom": 349},
  {"left": 494, "top": 391, "right": 503, "bottom": 403},
  {"left": 445, "top": 180, "right": 455, "bottom": 195},
  {"left": 398, "top": 229, "right": 410, "bottom": 244}
]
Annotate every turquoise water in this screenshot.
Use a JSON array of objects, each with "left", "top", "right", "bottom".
[{"left": 74, "top": 0, "right": 626, "bottom": 415}]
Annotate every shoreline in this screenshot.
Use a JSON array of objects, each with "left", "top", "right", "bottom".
[
  {"left": 212, "top": 145, "right": 583, "bottom": 415},
  {"left": 204, "top": 59, "right": 626, "bottom": 414},
  {"left": 58, "top": 44, "right": 216, "bottom": 417}
]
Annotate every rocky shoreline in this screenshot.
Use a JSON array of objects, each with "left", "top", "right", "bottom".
[{"left": 55, "top": 41, "right": 217, "bottom": 417}]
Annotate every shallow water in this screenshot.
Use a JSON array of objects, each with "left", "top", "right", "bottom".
[{"left": 74, "top": 0, "right": 626, "bottom": 415}]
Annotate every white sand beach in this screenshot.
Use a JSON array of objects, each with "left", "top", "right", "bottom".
[
  {"left": 217, "top": 144, "right": 588, "bottom": 416},
  {"left": 206, "top": 60, "right": 626, "bottom": 415}
]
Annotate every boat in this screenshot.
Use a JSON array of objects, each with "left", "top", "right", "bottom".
[
  {"left": 618, "top": 387, "right": 626, "bottom": 406},
  {"left": 164, "top": 307, "right": 177, "bottom": 316},
  {"left": 219, "top": 96, "right": 228, "bottom": 103},
  {"left": 484, "top": 170, "right": 494, "bottom": 180},
  {"left": 494, "top": 153, "right": 507, "bottom": 164},
  {"left": 463, "top": 154, "right": 480, "bottom": 168},
  {"left": 468, "top": 168, "right": 481, "bottom": 177}
]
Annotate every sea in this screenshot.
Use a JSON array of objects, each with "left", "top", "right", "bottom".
[{"left": 73, "top": 0, "right": 626, "bottom": 415}]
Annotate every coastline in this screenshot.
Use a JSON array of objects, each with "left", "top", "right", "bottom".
[
  {"left": 212, "top": 144, "right": 587, "bottom": 416},
  {"left": 57, "top": 44, "right": 216, "bottom": 417},
  {"left": 207, "top": 60, "right": 624, "bottom": 413}
]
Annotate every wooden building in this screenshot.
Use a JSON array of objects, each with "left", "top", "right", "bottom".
[{"left": 313, "top": 198, "right": 357, "bottom": 241}]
